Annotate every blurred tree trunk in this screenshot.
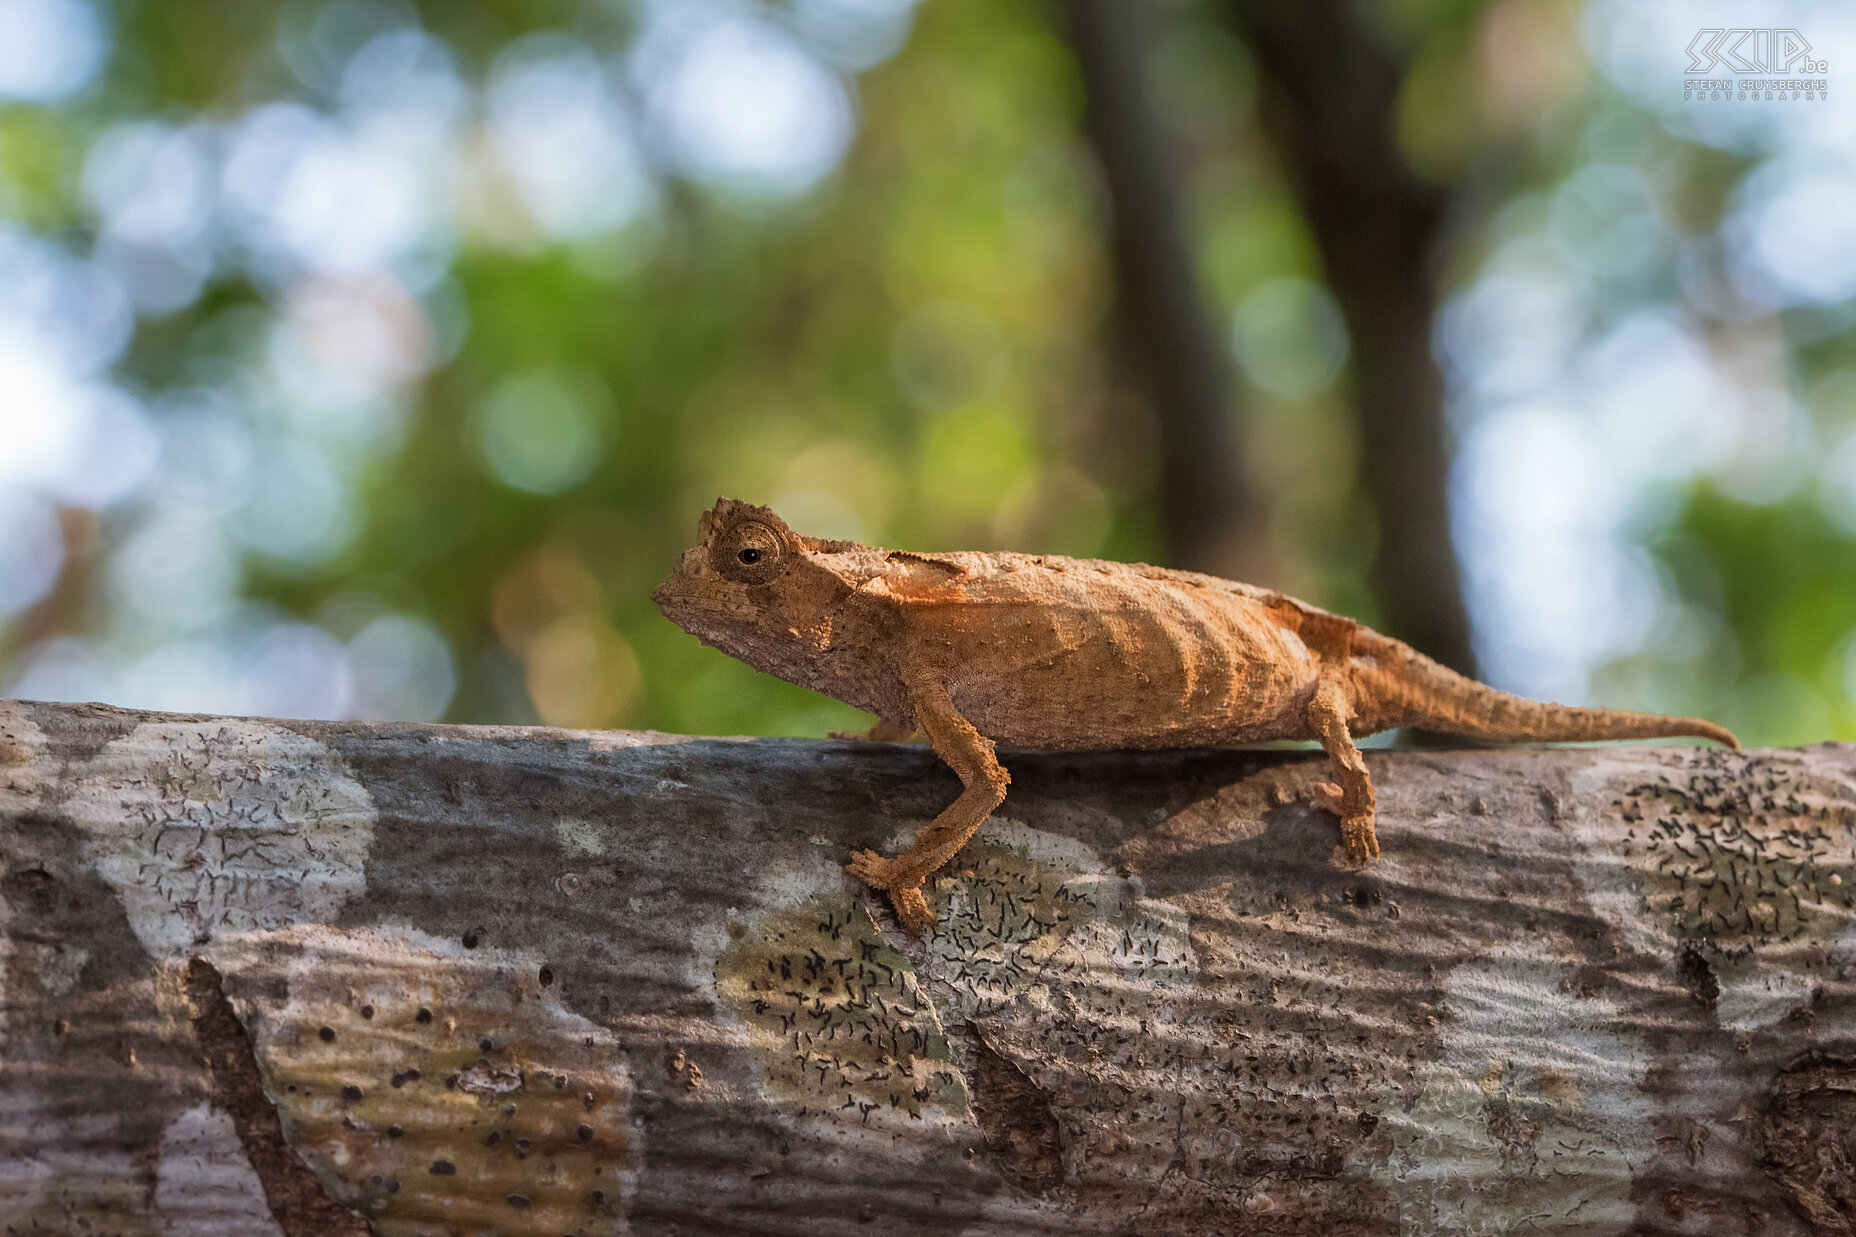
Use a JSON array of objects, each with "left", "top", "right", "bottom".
[
  {"left": 1223, "top": 0, "right": 1478, "bottom": 677},
  {"left": 1058, "top": 0, "right": 1276, "bottom": 583}
]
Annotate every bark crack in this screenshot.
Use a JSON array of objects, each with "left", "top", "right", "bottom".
[
  {"left": 184, "top": 957, "right": 373, "bottom": 1237},
  {"left": 1677, "top": 945, "right": 1721, "bottom": 1009},
  {"left": 962, "top": 1022, "right": 1065, "bottom": 1196}
]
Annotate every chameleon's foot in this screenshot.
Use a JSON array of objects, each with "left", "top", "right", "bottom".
[
  {"left": 1309, "top": 782, "right": 1380, "bottom": 863},
  {"left": 843, "top": 850, "right": 939, "bottom": 934},
  {"left": 1339, "top": 816, "right": 1379, "bottom": 863}
]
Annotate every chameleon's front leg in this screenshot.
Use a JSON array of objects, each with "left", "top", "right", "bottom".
[
  {"left": 1304, "top": 677, "right": 1379, "bottom": 862},
  {"left": 843, "top": 681, "right": 1008, "bottom": 934}
]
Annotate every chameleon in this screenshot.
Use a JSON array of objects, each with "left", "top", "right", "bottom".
[{"left": 653, "top": 498, "right": 1738, "bottom": 934}]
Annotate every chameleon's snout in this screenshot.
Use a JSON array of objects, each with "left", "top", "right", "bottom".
[
  {"left": 651, "top": 570, "right": 693, "bottom": 618},
  {"left": 652, "top": 547, "right": 705, "bottom": 606},
  {"left": 652, "top": 546, "right": 733, "bottom": 632},
  {"left": 650, "top": 564, "right": 689, "bottom": 623}
]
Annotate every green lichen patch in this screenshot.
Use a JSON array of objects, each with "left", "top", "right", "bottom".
[{"left": 714, "top": 900, "right": 966, "bottom": 1129}]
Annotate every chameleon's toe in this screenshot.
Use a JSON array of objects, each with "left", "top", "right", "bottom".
[
  {"left": 843, "top": 849, "right": 895, "bottom": 890},
  {"left": 1339, "top": 816, "right": 1380, "bottom": 863},
  {"left": 888, "top": 885, "right": 938, "bottom": 936}
]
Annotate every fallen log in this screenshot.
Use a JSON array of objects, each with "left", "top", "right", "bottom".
[{"left": 1, "top": 700, "right": 1853, "bottom": 1235}]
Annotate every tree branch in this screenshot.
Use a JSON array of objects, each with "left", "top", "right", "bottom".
[{"left": 3, "top": 700, "right": 1854, "bottom": 1234}]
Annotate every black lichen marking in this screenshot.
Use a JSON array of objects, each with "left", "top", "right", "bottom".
[
  {"left": 920, "top": 840, "right": 1104, "bottom": 1019},
  {"left": 1615, "top": 756, "right": 1856, "bottom": 960},
  {"left": 1482, "top": 1082, "right": 1544, "bottom": 1173},
  {"left": 1170, "top": 990, "right": 1404, "bottom": 1199},
  {"left": 715, "top": 899, "right": 966, "bottom": 1126},
  {"left": 1758, "top": 1051, "right": 1856, "bottom": 1232},
  {"left": 113, "top": 724, "right": 374, "bottom": 949},
  {"left": 925, "top": 833, "right": 1318, "bottom": 1217},
  {"left": 925, "top": 828, "right": 1418, "bottom": 1226},
  {"left": 921, "top": 834, "right": 1195, "bottom": 1046},
  {"left": 962, "top": 1024, "right": 1064, "bottom": 1195},
  {"left": 183, "top": 958, "right": 373, "bottom": 1237}
]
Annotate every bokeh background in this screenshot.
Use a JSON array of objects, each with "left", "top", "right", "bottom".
[{"left": 1, "top": 0, "right": 1852, "bottom": 747}]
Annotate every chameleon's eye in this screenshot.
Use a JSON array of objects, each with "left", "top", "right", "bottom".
[{"left": 713, "top": 519, "right": 788, "bottom": 584}]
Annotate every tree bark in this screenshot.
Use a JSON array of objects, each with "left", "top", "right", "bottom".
[
  {"left": 1059, "top": 0, "right": 1275, "bottom": 583},
  {"left": 3, "top": 699, "right": 1855, "bottom": 1235},
  {"left": 1222, "top": 0, "right": 1478, "bottom": 676}
]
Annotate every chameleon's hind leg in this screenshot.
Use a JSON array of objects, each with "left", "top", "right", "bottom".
[
  {"left": 844, "top": 681, "right": 1008, "bottom": 934},
  {"left": 1304, "top": 677, "right": 1378, "bottom": 862}
]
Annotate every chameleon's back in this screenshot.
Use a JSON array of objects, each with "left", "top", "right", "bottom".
[{"left": 883, "top": 551, "right": 1325, "bottom": 750}]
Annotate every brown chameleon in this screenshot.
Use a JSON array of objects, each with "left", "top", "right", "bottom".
[{"left": 653, "top": 498, "right": 1738, "bottom": 934}]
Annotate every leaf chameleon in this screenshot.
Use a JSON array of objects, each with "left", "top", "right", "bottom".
[{"left": 654, "top": 499, "right": 1738, "bottom": 933}]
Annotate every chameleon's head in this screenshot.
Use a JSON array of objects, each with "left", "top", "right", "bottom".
[{"left": 653, "top": 498, "right": 859, "bottom": 666}]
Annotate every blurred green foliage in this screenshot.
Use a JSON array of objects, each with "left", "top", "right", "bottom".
[{"left": 2, "top": 0, "right": 1854, "bottom": 747}]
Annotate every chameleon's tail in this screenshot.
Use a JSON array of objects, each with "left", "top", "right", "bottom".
[{"left": 1351, "top": 629, "right": 1739, "bottom": 748}]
